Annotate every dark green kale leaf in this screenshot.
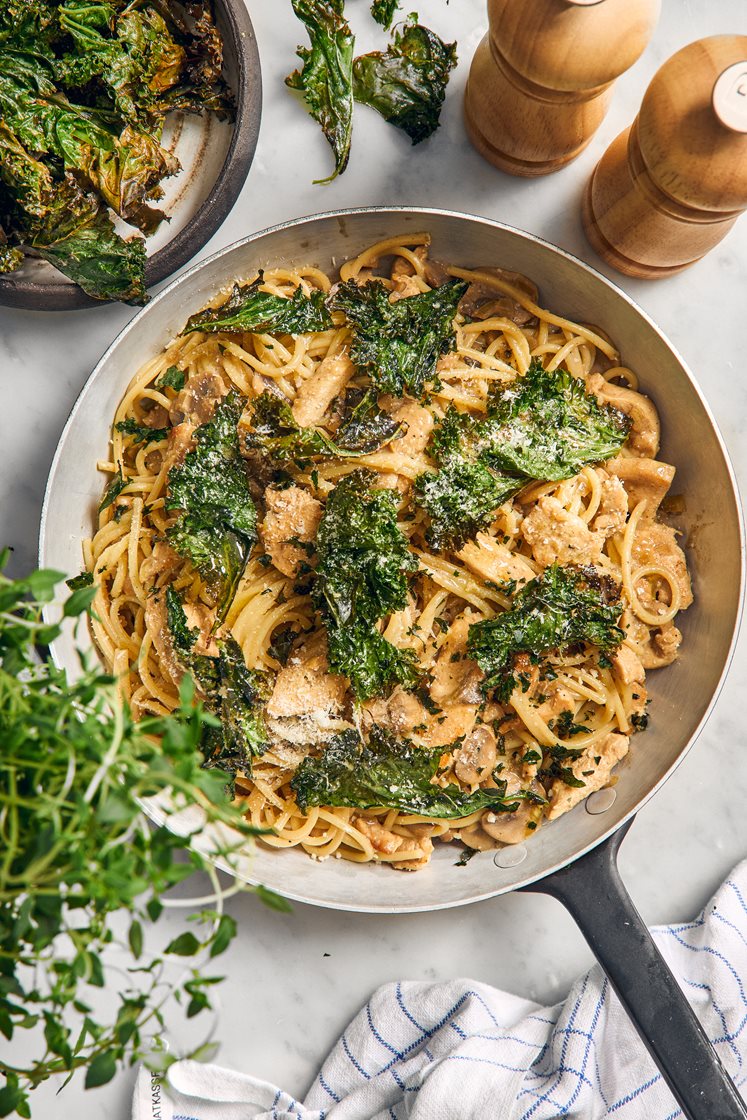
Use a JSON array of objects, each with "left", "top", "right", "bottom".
[
  {"left": 369, "top": 0, "right": 399, "bottom": 28},
  {"left": 292, "top": 726, "right": 542, "bottom": 817},
  {"left": 99, "top": 467, "right": 128, "bottom": 511},
  {"left": 167, "top": 586, "right": 270, "bottom": 782},
  {"left": 334, "top": 387, "right": 401, "bottom": 453},
  {"left": 539, "top": 742, "right": 587, "bottom": 789},
  {"left": 313, "top": 470, "right": 419, "bottom": 700},
  {"left": 242, "top": 389, "right": 400, "bottom": 463},
  {"left": 115, "top": 417, "right": 168, "bottom": 444},
  {"left": 414, "top": 359, "right": 632, "bottom": 550},
  {"left": 467, "top": 564, "right": 625, "bottom": 703},
  {"left": 285, "top": 0, "right": 354, "bottom": 183},
  {"left": 185, "top": 273, "right": 334, "bottom": 335},
  {"left": 353, "top": 16, "right": 457, "bottom": 144},
  {"left": 166, "top": 390, "right": 256, "bottom": 622},
  {"left": 330, "top": 278, "right": 467, "bottom": 397},
  {"left": 414, "top": 459, "right": 519, "bottom": 551},
  {"left": 479, "top": 359, "right": 632, "bottom": 480}
]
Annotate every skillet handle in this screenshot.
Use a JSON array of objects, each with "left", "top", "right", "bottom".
[{"left": 523, "top": 820, "right": 747, "bottom": 1120}]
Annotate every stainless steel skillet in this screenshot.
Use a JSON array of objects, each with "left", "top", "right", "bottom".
[{"left": 39, "top": 208, "right": 746, "bottom": 1119}]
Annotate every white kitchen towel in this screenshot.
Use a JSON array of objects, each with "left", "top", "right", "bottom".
[{"left": 133, "top": 861, "right": 747, "bottom": 1120}]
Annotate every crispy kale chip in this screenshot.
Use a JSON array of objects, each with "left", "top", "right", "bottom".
[
  {"left": 166, "top": 390, "right": 256, "bottom": 621},
  {"left": 167, "top": 586, "right": 270, "bottom": 782},
  {"left": 115, "top": 417, "right": 168, "bottom": 444},
  {"left": 415, "top": 359, "right": 632, "bottom": 550},
  {"left": 353, "top": 16, "right": 457, "bottom": 144},
  {"left": 242, "top": 388, "right": 400, "bottom": 463},
  {"left": 414, "top": 459, "right": 518, "bottom": 552},
  {"left": 369, "top": 0, "right": 399, "bottom": 29},
  {"left": 286, "top": 0, "right": 354, "bottom": 183},
  {"left": 313, "top": 470, "right": 419, "bottom": 699},
  {"left": 185, "top": 273, "right": 334, "bottom": 335},
  {"left": 291, "top": 726, "right": 542, "bottom": 817},
  {"left": 330, "top": 277, "right": 467, "bottom": 397},
  {"left": 467, "top": 563, "right": 625, "bottom": 703}
]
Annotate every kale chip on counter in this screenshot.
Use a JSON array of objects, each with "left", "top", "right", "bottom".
[{"left": 353, "top": 17, "right": 457, "bottom": 144}]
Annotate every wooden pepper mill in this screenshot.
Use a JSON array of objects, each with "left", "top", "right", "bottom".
[
  {"left": 583, "top": 36, "right": 747, "bottom": 278},
  {"left": 464, "top": 0, "right": 660, "bottom": 178}
]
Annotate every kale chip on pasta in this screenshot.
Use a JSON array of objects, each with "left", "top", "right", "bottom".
[
  {"left": 330, "top": 277, "right": 467, "bottom": 397},
  {"left": 292, "top": 725, "right": 543, "bottom": 817},
  {"left": 185, "top": 273, "right": 334, "bottom": 335},
  {"left": 166, "top": 391, "right": 257, "bottom": 621},
  {"left": 467, "top": 563, "right": 625, "bottom": 702},
  {"left": 313, "top": 470, "right": 419, "bottom": 699}
]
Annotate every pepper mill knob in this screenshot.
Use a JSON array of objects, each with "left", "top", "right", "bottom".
[
  {"left": 583, "top": 36, "right": 747, "bottom": 278},
  {"left": 464, "top": 0, "right": 660, "bottom": 178}
]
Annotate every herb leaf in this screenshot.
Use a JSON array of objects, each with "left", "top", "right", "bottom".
[
  {"left": 353, "top": 17, "right": 457, "bottom": 144},
  {"left": 166, "top": 390, "right": 256, "bottom": 621},
  {"left": 330, "top": 278, "right": 467, "bottom": 397},
  {"left": 313, "top": 470, "right": 419, "bottom": 699},
  {"left": 467, "top": 564, "right": 625, "bottom": 702},
  {"left": 292, "top": 726, "right": 541, "bottom": 817},
  {"left": 285, "top": 0, "right": 354, "bottom": 183},
  {"left": 185, "top": 273, "right": 334, "bottom": 335}
]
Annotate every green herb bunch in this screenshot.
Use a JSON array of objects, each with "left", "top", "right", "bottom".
[{"left": 0, "top": 553, "right": 285, "bottom": 1118}]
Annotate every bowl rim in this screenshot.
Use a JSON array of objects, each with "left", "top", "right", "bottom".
[
  {"left": 0, "top": 0, "right": 262, "bottom": 313},
  {"left": 38, "top": 205, "right": 746, "bottom": 911}
]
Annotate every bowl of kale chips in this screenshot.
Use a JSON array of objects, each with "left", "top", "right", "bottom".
[{"left": 0, "top": 0, "right": 261, "bottom": 310}]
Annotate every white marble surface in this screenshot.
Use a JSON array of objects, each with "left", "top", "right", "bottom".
[{"left": 2, "top": 0, "right": 747, "bottom": 1115}]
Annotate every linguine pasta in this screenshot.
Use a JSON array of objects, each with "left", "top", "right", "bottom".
[{"left": 85, "top": 232, "right": 692, "bottom": 871}]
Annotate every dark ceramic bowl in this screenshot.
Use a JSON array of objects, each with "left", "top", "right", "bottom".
[{"left": 0, "top": 0, "right": 262, "bottom": 311}]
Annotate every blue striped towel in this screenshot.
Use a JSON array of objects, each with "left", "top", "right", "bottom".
[{"left": 133, "top": 861, "right": 747, "bottom": 1120}]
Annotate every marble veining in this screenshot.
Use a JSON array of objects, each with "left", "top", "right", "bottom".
[{"left": 1, "top": 0, "right": 746, "bottom": 1114}]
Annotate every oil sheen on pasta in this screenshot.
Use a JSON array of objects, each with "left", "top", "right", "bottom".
[{"left": 85, "top": 233, "right": 692, "bottom": 871}]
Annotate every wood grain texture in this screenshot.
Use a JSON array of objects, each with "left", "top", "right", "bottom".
[
  {"left": 583, "top": 36, "right": 747, "bottom": 278},
  {"left": 463, "top": 0, "right": 659, "bottom": 177}
]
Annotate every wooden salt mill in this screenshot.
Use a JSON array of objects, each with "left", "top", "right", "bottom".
[
  {"left": 464, "top": 0, "right": 660, "bottom": 178},
  {"left": 583, "top": 36, "right": 747, "bottom": 278}
]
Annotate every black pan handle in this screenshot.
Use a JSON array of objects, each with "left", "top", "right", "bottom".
[{"left": 523, "top": 819, "right": 747, "bottom": 1120}]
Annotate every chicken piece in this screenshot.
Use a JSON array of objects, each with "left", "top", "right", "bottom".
[
  {"left": 388, "top": 398, "right": 433, "bottom": 457},
  {"left": 651, "top": 623, "right": 683, "bottom": 665},
  {"left": 429, "top": 612, "right": 484, "bottom": 705},
  {"left": 393, "top": 835, "right": 434, "bottom": 872},
  {"left": 607, "top": 457, "right": 675, "bottom": 520},
  {"left": 521, "top": 495, "right": 603, "bottom": 568},
  {"left": 611, "top": 644, "right": 645, "bottom": 686},
  {"left": 419, "top": 703, "right": 478, "bottom": 749},
  {"left": 291, "top": 353, "right": 354, "bottom": 427},
  {"left": 546, "top": 732, "right": 630, "bottom": 820},
  {"left": 261, "top": 485, "right": 322, "bottom": 579},
  {"left": 355, "top": 816, "right": 405, "bottom": 855},
  {"left": 631, "top": 522, "right": 693, "bottom": 611},
  {"left": 390, "top": 273, "right": 421, "bottom": 300},
  {"left": 266, "top": 637, "right": 348, "bottom": 744},
  {"left": 591, "top": 471, "right": 628, "bottom": 539},
  {"left": 141, "top": 540, "right": 182, "bottom": 585},
  {"left": 454, "top": 726, "right": 497, "bottom": 786},
  {"left": 622, "top": 612, "right": 682, "bottom": 670},
  {"left": 458, "top": 532, "right": 536, "bottom": 589},
  {"left": 182, "top": 602, "right": 219, "bottom": 657},
  {"left": 387, "top": 688, "right": 429, "bottom": 736},
  {"left": 534, "top": 683, "right": 577, "bottom": 725},
  {"left": 586, "top": 374, "right": 660, "bottom": 458}
]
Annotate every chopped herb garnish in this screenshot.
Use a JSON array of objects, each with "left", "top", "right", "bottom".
[
  {"left": 65, "top": 570, "right": 93, "bottom": 591},
  {"left": 155, "top": 365, "right": 186, "bottom": 391},
  {"left": 115, "top": 418, "right": 168, "bottom": 445}
]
